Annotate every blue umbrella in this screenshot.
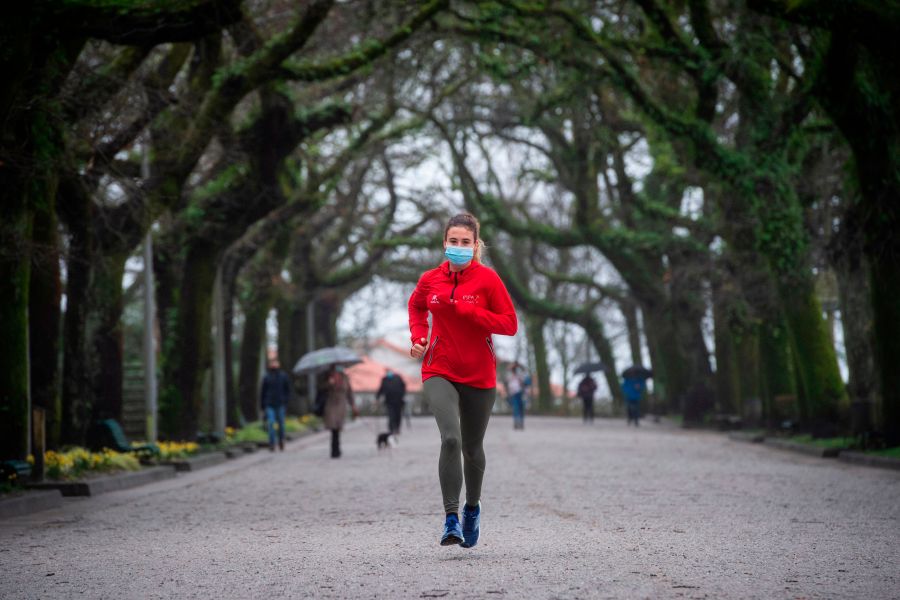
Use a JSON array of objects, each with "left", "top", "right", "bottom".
[{"left": 292, "top": 346, "right": 362, "bottom": 375}]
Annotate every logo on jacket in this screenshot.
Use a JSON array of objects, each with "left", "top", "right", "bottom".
[
  {"left": 462, "top": 294, "right": 479, "bottom": 303},
  {"left": 430, "top": 294, "right": 440, "bottom": 304}
]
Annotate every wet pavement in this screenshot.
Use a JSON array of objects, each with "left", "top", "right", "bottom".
[{"left": 3, "top": 416, "right": 899, "bottom": 599}]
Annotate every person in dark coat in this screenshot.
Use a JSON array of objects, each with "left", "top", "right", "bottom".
[
  {"left": 376, "top": 369, "right": 407, "bottom": 434},
  {"left": 577, "top": 374, "right": 598, "bottom": 424},
  {"left": 260, "top": 358, "right": 292, "bottom": 451}
]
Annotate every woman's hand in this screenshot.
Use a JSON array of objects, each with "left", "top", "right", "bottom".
[{"left": 410, "top": 337, "right": 428, "bottom": 359}]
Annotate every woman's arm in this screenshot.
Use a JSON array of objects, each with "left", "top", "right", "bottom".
[
  {"left": 454, "top": 274, "right": 518, "bottom": 335},
  {"left": 408, "top": 272, "right": 430, "bottom": 344}
]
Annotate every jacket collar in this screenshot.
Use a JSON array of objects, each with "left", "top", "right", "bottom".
[{"left": 439, "top": 260, "right": 481, "bottom": 279}]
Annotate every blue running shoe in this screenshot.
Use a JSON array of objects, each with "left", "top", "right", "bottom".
[
  {"left": 459, "top": 501, "right": 481, "bottom": 548},
  {"left": 440, "top": 513, "right": 463, "bottom": 546}
]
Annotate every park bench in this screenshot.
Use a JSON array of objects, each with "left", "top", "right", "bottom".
[
  {"left": 1, "top": 460, "right": 32, "bottom": 484},
  {"left": 89, "top": 419, "right": 160, "bottom": 457}
]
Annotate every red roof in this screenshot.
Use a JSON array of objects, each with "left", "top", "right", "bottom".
[
  {"left": 346, "top": 355, "right": 422, "bottom": 394},
  {"left": 372, "top": 338, "right": 411, "bottom": 356}
]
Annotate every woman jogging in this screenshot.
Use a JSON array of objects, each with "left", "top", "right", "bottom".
[{"left": 408, "top": 213, "right": 518, "bottom": 548}]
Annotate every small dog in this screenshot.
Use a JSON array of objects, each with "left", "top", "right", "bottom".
[{"left": 376, "top": 432, "right": 397, "bottom": 450}]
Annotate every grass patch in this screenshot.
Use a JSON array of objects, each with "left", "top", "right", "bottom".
[
  {"left": 789, "top": 435, "right": 855, "bottom": 449},
  {"left": 663, "top": 414, "right": 683, "bottom": 426},
  {"left": 0, "top": 480, "right": 22, "bottom": 496},
  {"left": 868, "top": 446, "right": 900, "bottom": 458},
  {"left": 228, "top": 415, "right": 321, "bottom": 444},
  {"left": 230, "top": 423, "right": 268, "bottom": 444}
]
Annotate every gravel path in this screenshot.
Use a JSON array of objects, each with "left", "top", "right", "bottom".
[{"left": 2, "top": 416, "right": 898, "bottom": 599}]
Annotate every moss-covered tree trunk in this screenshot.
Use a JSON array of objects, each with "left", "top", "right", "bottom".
[
  {"left": 29, "top": 198, "right": 62, "bottom": 449},
  {"left": 526, "top": 315, "right": 552, "bottom": 413},
  {"left": 584, "top": 321, "right": 623, "bottom": 408},
  {"left": 313, "top": 291, "right": 342, "bottom": 349},
  {"left": 0, "top": 206, "right": 32, "bottom": 460},
  {"left": 85, "top": 254, "right": 128, "bottom": 423},
  {"left": 820, "top": 34, "right": 900, "bottom": 444},
  {"left": 159, "top": 241, "right": 218, "bottom": 440},
  {"left": 621, "top": 301, "right": 644, "bottom": 367},
  {"left": 238, "top": 303, "right": 267, "bottom": 423},
  {"left": 59, "top": 185, "right": 93, "bottom": 446},
  {"left": 642, "top": 305, "right": 690, "bottom": 415},
  {"left": 0, "top": 11, "right": 38, "bottom": 460},
  {"left": 712, "top": 285, "right": 739, "bottom": 415},
  {"left": 750, "top": 0, "right": 900, "bottom": 446},
  {"left": 758, "top": 320, "right": 796, "bottom": 427},
  {"left": 871, "top": 261, "right": 900, "bottom": 444},
  {"left": 277, "top": 295, "right": 313, "bottom": 372},
  {"left": 829, "top": 220, "right": 876, "bottom": 433},
  {"left": 779, "top": 280, "right": 846, "bottom": 435},
  {"left": 0, "top": 18, "right": 79, "bottom": 457},
  {"left": 734, "top": 326, "right": 761, "bottom": 425},
  {"left": 222, "top": 286, "right": 240, "bottom": 427}
]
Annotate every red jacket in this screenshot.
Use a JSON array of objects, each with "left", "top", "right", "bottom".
[{"left": 408, "top": 260, "right": 518, "bottom": 389}]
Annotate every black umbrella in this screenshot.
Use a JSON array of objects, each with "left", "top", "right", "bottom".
[
  {"left": 622, "top": 365, "right": 653, "bottom": 380},
  {"left": 573, "top": 361, "right": 605, "bottom": 375}
]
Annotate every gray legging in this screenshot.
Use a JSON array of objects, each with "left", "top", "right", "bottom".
[{"left": 424, "top": 377, "right": 496, "bottom": 515}]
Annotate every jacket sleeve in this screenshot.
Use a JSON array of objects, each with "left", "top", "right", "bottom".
[
  {"left": 260, "top": 376, "right": 268, "bottom": 409},
  {"left": 455, "top": 272, "right": 518, "bottom": 335},
  {"left": 408, "top": 272, "right": 430, "bottom": 344}
]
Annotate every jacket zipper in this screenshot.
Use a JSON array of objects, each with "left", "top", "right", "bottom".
[
  {"left": 485, "top": 337, "right": 495, "bottom": 363},
  {"left": 428, "top": 336, "right": 439, "bottom": 366},
  {"left": 450, "top": 272, "right": 459, "bottom": 300}
]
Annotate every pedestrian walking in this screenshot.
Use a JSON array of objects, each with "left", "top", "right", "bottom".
[
  {"left": 376, "top": 369, "right": 407, "bottom": 435},
  {"left": 260, "top": 358, "right": 292, "bottom": 451},
  {"left": 323, "top": 365, "right": 357, "bottom": 458},
  {"left": 505, "top": 364, "right": 526, "bottom": 430},
  {"left": 408, "top": 212, "right": 518, "bottom": 548},
  {"left": 577, "top": 374, "right": 597, "bottom": 424},
  {"left": 622, "top": 376, "right": 646, "bottom": 426}
]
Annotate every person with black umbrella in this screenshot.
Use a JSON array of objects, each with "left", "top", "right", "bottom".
[
  {"left": 576, "top": 374, "right": 598, "bottom": 423},
  {"left": 621, "top": 366, "right": 652, "bottom": 426},
  {"left": 322, "top": 364, "right": 357, "bottom": 458},
  {"left": 573, "top": 362, "right": 603, "bottom": 424}
]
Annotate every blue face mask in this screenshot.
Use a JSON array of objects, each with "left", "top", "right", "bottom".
[{"left": 445, "top": 246, "right": 474, "bottom": 265}]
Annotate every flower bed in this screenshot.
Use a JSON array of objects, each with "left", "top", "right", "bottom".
[
  {"left": 36, "top": 448, "right": 141, "bottom": 480},
  {"left": 151, "top": 441, "right": 200, "bottom": 460}
]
